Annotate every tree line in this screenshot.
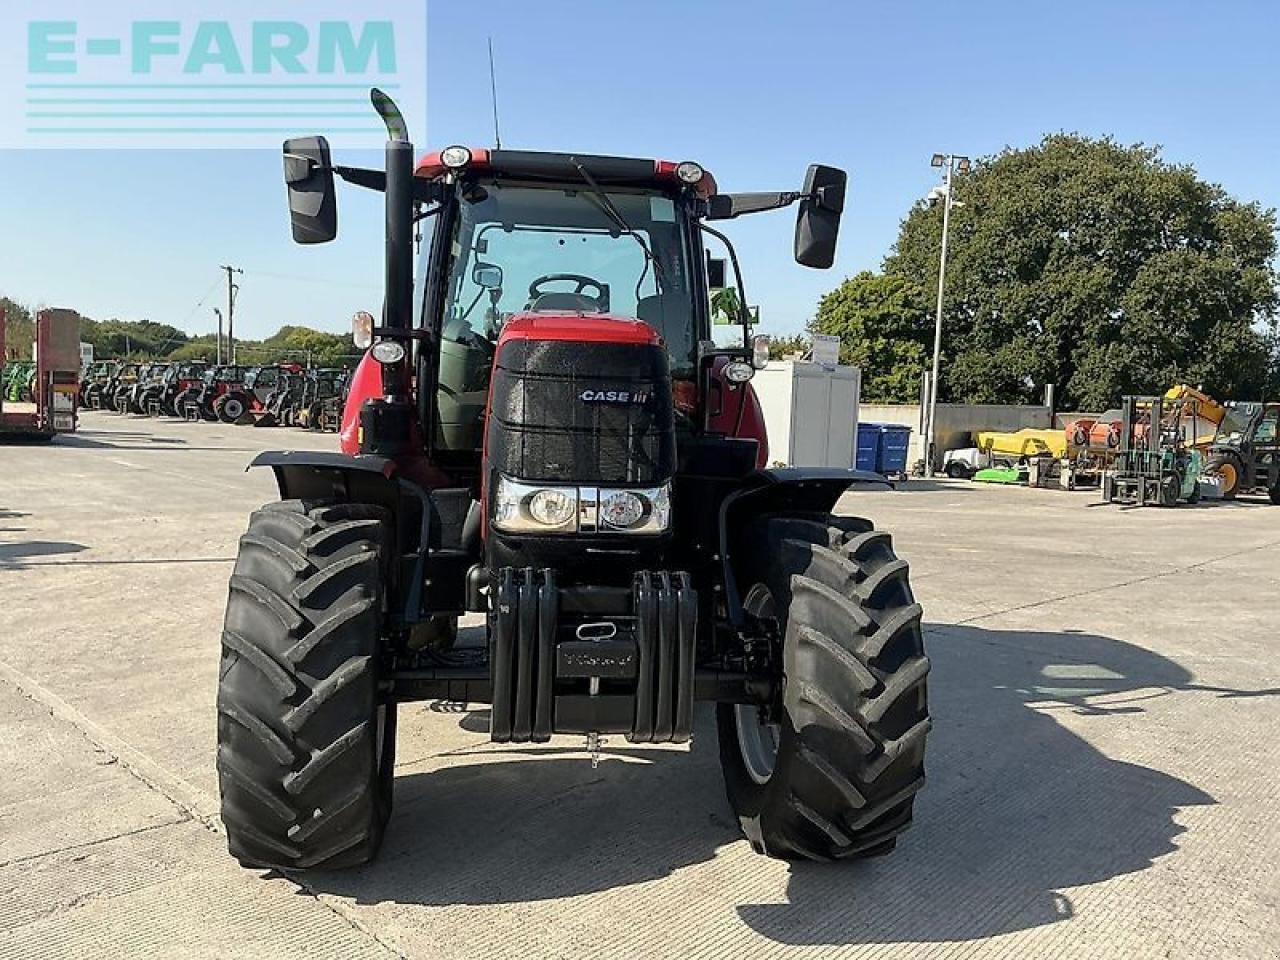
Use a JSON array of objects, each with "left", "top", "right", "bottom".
[
  {"left": 805, "top": 134, "right": 1279, "bottom": 410},
  {"left": 0, "top": 298, "right": 359, "bottom": 369}
]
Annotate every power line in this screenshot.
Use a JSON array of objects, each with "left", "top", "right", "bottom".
[{"left": 243, "top": 268, "right": 380, "bottom": 290}]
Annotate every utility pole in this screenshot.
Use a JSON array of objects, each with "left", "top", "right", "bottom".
[
  {"left": 221, "top": 265, "right": 243, "bottom": 364},
  {"left": 213, "top": 308, "right": 224, "bottom": 365},
  {"left": 923, "top": 153, "right": 969, "bottom": 477}
]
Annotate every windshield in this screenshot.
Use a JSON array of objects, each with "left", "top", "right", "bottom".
[
  {"left": 1215, "top": 404, "right": 1260, "bottom": 444},
  {"left": 431, "top": 181, "right": 696, "bottom": 453}
]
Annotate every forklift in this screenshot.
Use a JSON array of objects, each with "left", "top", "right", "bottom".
[
  {"left": 1204, "top": 402, "right": 1280, "bottom": 503},
  {"left": 1102, "top": 394, "right": 1203, "bottom": 506}
]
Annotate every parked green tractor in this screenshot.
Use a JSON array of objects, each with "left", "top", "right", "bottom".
[
  {"left": 3, "top": 360, "right": 35, "bottom": 403},
  {"left": 80, "top": 360, "right": 118, "bottom": 409}
]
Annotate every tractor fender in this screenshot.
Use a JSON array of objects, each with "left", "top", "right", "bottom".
[
  {"left": 717, "top": 467, "right": 891, "bottom": 628},
  {"left": 248, "top": 450, "right": 403, "bottom": 509},
  {"left": 247, "top": 451, "right": 477, "bottom": 624}
]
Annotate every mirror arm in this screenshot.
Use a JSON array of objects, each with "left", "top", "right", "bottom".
[
  {"left": 333, "top": 164, "right": 384, "bottom": 192},
  {"left": 705, "top": 191, "right": 804, "bottom": 221},
  {"left": 332, "top": 164, "right": 445, "bottom": 205}
]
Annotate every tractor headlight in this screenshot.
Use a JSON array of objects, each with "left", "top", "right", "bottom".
[
  {"left": 492, "top": 477, "right": 578, "bottom": 534},
  {"left": 440, "top": 145, "right": 473, "bottom": 170},
  {"left": 600, "top": 491, "right": 644, "bottom": 529},
  {"left": 675, "top": 161, "right": 704, "bottom": 184},
  {"left": 528, "top": 488, "right": 577, "bottom": 527},
  {"left": 371, "top": 340, "right": 406, "bottom": 365},
  {"left": 598, "top": 483, "right": 670, "bottom": 534},
  {"left": 492, "top": 477, "right": 671, "bottom": 535}
]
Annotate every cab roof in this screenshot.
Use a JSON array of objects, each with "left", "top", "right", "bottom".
[{"left": 415, "top": 148, "right": 717, "bottom": 199}]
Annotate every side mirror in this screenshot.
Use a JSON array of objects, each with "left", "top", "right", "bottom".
[
  {"left": 283, "top": 136, "right": 337, "bottom": 245},
  {"left": 473, "top": 262, "right": 504, "bottom": 290},
  {"left": 795, "top": 164, "right": 847, "bottom": 269},
  {"left": 706, "top": 256, "right": 727, "bottom": 290}
]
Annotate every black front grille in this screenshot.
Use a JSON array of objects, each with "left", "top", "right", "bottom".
[{"left": 488, "top": 338, "right": 675, "bottom": 485}]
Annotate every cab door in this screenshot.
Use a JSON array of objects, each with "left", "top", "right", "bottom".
[{"left": 1252, "top": 404, "right": 1280, "bottom": 489}]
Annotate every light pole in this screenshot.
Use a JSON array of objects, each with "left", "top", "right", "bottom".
[{"left": 923, "top": 152, "right": 969, "bottom": 477}]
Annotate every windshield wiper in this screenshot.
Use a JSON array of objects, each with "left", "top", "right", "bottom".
[{"left": 571, "top": 158, "right": 665, "bottom": 294}]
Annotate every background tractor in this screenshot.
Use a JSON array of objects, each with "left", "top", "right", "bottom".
[
  {"left": 1205, "top": 402, "right": 1280, "bottom": 502},
  {"left": 294, "top": 368, "right": 347, "bottom": 431},
  {"left": 189, "top": 365, "right": 252, "bottom": 421},
  {"left": 3, "top": 359, "right": 35, "bottom": 403},
  {"left": 216, "top": 91, "right": 929, "bottom": 872},
  {"left": 214, "top": 363, "right": 304, "bottom": 424},
  {"left": 157, "top": 361, "right": 210, "bottom": 416},
  {"left": 103, "top": 362, "right": 141, "bottom": 412},
  {"left": 80, "top": 360, "right": 118, "bottom": 409},
  {"left": 124, "top": 362, "right": 167, "bottom": 414},
  {"left": 253, "top": 368, "right": 306, "bottom": 427}
]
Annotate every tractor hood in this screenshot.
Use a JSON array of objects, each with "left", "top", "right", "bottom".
[{"left": 496, "top": 312, "right": 664, "bottom": 349}]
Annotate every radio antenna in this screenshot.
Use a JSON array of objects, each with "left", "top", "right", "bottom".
[{"left": 488, "top": 37, "right": 502, "bottom": 149}]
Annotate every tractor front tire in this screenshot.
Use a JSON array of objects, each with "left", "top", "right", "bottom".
[
  {"left": 717, "top": 513, "right": 930, "bottom": 861},
  {"left": 1206, "top": 453, "right": 1244, "bottom": 499},
  {"left": 173, "top": 388, "right": 198, "bottom": 419},
  {"left": 218, "top": 391, "right": 250, "bottom": 424},
  {"left": 217, "top": 500, "right": 396, "bottom": 870}
]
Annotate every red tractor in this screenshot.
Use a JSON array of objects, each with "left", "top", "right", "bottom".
[
  {"left": 217, "top": 91, "right": 929, "bottom": 871},
  {"left": 185, "top": 364, "right": 251, "bottom": 421}
]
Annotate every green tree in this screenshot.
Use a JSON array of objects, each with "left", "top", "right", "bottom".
[
  {"left": 768, "top": 334, "right": 810, "bottom": 360},
  {"left": 809, "top": 272, "right": 933, "bottom": 402},
  {"left": 1, "top": 297, "right": 35, "bottom": 359},
  {"left": 881, "top": 134, "right": 1278, "bottom": 409}
]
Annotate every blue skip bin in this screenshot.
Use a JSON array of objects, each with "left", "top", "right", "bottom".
[
  {"left": 856, "top": 423, "right": 913, "bottom": 478},
  {"left": 856, "top": 422, "right": 882, "bottom": 472}
]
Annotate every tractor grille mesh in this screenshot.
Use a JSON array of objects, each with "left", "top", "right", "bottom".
[{"left": 488, "top": 339, "right": 675, "bottom": 485}]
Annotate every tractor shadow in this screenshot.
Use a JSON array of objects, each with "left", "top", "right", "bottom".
[
  {"left": 0, "top": 540, "right": 88, "bottom": 570},
  {"left": 303, "top": 624, "right": 1257, "bottom": 946},
  {"left": 54, "top": 431, "right": 253, "bottom": 453},
  {"left": 736, "top": 624, "right": 1250, "bottom": 946}
]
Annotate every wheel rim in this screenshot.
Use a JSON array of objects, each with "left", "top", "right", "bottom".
[
  {"left": 1220, "top": 462, "right": 1237, "bottom": 491},
  {"left": 735, "top": 703, "right": 780, "bottom": 785},
  {"left": 225, "top": 399, "right": 244, "bottom": 419},
  {"left": 736, "top": 582, "right": 782, "bottom": 785}
]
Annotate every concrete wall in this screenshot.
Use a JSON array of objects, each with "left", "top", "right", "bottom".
[{"left": 860, "top": 403, "right": 1056, "bottom": 467}]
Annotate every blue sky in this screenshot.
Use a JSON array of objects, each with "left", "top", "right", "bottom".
[{"left": 1, "top": 0, "right": 1277, "bottom": 340}]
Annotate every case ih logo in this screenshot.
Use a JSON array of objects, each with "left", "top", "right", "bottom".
[{"left": 579, "top": 389, "right": 651, "bottom": 406}]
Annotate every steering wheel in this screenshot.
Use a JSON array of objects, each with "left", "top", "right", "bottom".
[{"left": 527, "top": 273, "right": 610, "bottom": 313}]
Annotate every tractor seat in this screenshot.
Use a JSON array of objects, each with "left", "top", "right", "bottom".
[{"left": 528, "top": 292, "right": 601, "bottom": 313}]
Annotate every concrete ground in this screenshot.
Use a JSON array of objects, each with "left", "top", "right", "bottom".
[{"left": 1, "top": 412, "right": 1277, "bottom": 959}]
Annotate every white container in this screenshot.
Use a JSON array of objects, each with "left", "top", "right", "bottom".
[{"left": 752, "top": 360, "right": 861, "bottom": 467}]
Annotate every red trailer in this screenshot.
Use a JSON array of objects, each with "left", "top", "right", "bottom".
[{"left": 0, "top": 307, "right": 80, "bottom": 442}]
